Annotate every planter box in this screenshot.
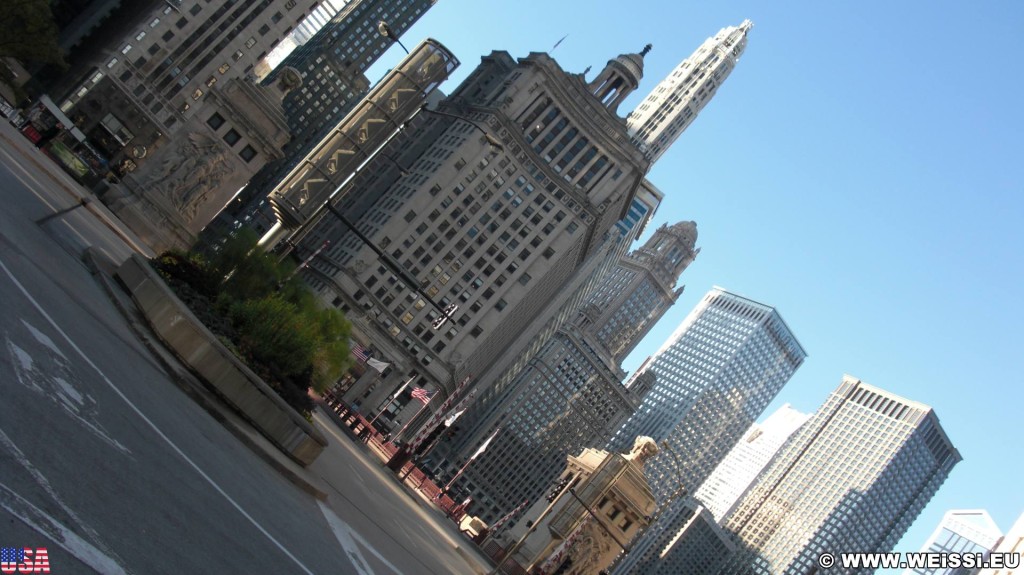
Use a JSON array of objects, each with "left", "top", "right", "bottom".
[{"left": 116, "top": 254, "right": 327, "bottom": 465}]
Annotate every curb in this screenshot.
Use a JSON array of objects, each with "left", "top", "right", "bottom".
[{"left": 83, "top": 247, "right": 328, "bottom": 501}]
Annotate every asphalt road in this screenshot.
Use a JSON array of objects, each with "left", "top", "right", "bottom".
[{"left": 0, "top": 124, "right": 488, "bottom": 574}]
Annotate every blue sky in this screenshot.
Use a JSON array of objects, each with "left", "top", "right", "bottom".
[{"left": 366, "top": 0, "right": 1024, "bottom": 557}]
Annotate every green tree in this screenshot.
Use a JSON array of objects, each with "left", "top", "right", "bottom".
[
  {"left": 0, "top": 0, "right": 66, "bottom": 66},
  {"left": 228, "top": 296, "right": 317, "bottom": 378}
]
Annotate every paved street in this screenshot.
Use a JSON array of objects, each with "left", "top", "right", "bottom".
[{"left": 0, "top": 121, "right": 489, "bottom": 574}]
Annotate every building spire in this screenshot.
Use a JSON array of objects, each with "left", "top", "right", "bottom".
[{"left": 627, "top": 21, "right": 753, "bottom": 166}]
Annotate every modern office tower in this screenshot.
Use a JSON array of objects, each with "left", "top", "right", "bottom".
[
  {"left": 979, "top": 511, "right": 1024, "bottom": 575},
  {"left": 627, "top": 20, "right": 753, "bottom": 165},
  {"left": 904, "top": 510, "right": 1003, "bottom": 575},
  {"left": 295, "top": 46, "right": 655, "bottom": 426},
  {"left": 718, "top": 376, "right": 962, "bottom": 575},
  {"left": 694, "top": 404, "right": 809, "bottom": 522},
  {"left": 430, "top": 220, "right": 697, "bottom": 524},
  {"left": 610, "top": 287, "right": 806, "bottom": 575}
]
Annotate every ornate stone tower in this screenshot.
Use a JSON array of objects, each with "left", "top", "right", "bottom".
[
  {"left": 581, "top": 220, "right": 699, "bottom": 363},
  {"left": 627, "top": 20, "right": 752, "bottom": 164}
]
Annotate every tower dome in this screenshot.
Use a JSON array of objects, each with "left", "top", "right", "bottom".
[{"left": 587, "top": 44, "right": 652, "bottom": 113}]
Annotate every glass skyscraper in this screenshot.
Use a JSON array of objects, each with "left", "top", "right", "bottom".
[
  {"left": 719, "top": 376, "right": 962, "bottom": 575},
  {"left": 611, "top": 287, "right": 806, "bottom": 574}
]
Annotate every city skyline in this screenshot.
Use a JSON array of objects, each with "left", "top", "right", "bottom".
[{"left": 365, "top": 0, "right": 1024, "bottom": 560}]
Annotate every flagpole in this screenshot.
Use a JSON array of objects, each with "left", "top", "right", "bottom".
[
  {"left": 369, "top": 376, "right": 414, "bottom": 427},
  {"left": 394, "top": 395, "right": 433, "bottom": 439},
  {"left": 437, "top": 428, "right": 500, "bottom": 498}
]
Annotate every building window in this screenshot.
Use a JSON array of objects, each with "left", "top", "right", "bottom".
[
  {"left": 106, "top": 58, "right": 118, "bottom": 68},
  {"left": 205, "top": 76, "right": 217, "bottom": 87},
  {"left": 175, "top": 17, "right": 187, "bottom": 29},
  {"left": 120, "top": 44, "right": 132, "bottom": 55},
  {"left": 149, "top": 18, "right": 160, "bottom": 28},
  {"left": 191, "top": 88, "right": 203, "bottom": 100},
  {"left": 162, "top": 30, "right": 175, "bottom": 42},
  {"left": 245, "top": 37, "right": 256, "bottom": 49},
  {"left": 218, "top": 63, "right": 231, "bottom": 74},
  {"left": 206, "top": 112, "right": 225, "bottom": 130},
  {"left": 258, "top": 24, "right": 271, "bottom": 36},
  {"left": 240, "top": 145, "right": 257, "bottom": 162},
  {"left": 223, "top": 129, "right": 241, "bottom": 146}
]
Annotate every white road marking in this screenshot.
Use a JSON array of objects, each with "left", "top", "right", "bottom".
[
  {"left": 23, "top": 320, "right": 68, "bottom": 360},
  {"left": 6, "top": 331, "right": 131, "bottom": 455},
  {"left": 0, "top": 481, "right": 129, "bottom": 575},
  {"left": 317, "top": 501, "right": 405, "bottom": 575},
  {"left": 0, "top": 257, "right": 319, "bottom": 575},
  {"left": 0, "top": 426, "right": 129, "bottom": 569}
]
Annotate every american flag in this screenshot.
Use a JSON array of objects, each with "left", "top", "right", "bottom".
[
  {"left": 1, "top": 547, "right": 25, "bottom": 565},
  {"left": 351, "top": 341, "right": 372, "bottom": 363},
  {"left": 411, "top": 387, "right": 435, "bottom": 404}
]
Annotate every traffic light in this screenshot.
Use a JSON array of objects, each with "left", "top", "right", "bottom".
[
  {"left": 546, "top": 475, "right": 572, "bottom": 502},
  {"left": 431, "top": 303, "right": 459, "bottom": 330}
]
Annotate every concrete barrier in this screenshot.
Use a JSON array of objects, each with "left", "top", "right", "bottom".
[{"left": 116, "top": 254, "right": 327, "bottom": 466}]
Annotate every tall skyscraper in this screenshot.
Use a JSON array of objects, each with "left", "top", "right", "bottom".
[
  {"left": 719, "top": 376, "right": 962, "bottom": 575},
  {"left": 694, "top": 403, "right": 809, "bottom": 522},
  {"left": 904, "top": 510, "right": 1003, "bottom": 575},
  {"left": 432, "top": 220, "right": 698, "bottom": 524},
  {"left": 610, "top": 287, "right": 806, "bottom": 575},
  {"left": 626, "top": 20, "right": 753, "bottom": 165}
]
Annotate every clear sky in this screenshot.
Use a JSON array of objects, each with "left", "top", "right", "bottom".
[{"left": 365, "top": 0, "right": 1024, "bottom": 559}]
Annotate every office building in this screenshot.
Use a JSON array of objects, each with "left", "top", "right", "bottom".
[
  {"left": 627, "top": 20, "right": 753, "bottom": 165},
  {"left": 611, "top": 287, "right": 806, "bottom": 575},
  {"left": 295, "top": 46, "right": 654, "bottom": 426},
  {"left": 719, "top": 376, "right": 961, "bottom": 575},
  {"left": 433, "top": 220, "right": 697, "bottom": 524},
  {"left": 694, "top": 404, "right": 809, "bottom": 522}
]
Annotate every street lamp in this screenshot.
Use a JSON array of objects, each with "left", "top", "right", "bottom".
[
  {"left": 418, "top": 104, "right": 505, "bottom": 153},
  {"left": 377, "top": 20, "right": 409, "bottom": 54}
]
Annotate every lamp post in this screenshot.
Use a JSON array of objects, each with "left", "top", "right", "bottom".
[
  {"left": 489, "top": 475, "right": 581, "bottom": 575},
  {"left": 377, "top": 20, "right": 409, "bottom": 54},
  {"left": 418, "top": 104, "right": 505, "bottom": 152}
]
